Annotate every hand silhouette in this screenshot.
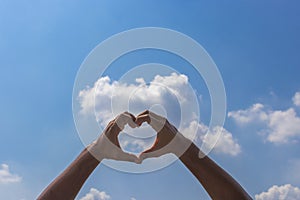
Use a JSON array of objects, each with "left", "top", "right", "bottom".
[
  {"left": 135, "top": 110, "right": 191, "bottom": 161},
  {"left": 89, "top": 111, "right": 140, "bottom": 163}
]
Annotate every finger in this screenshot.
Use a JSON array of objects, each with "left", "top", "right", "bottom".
[
  {"left": 101, "top": 131, "right": 120, "bottom": 148},
  {"left": 147, "top": 110, "right": 166, "bottom": 122},
  {"left": 116, "top": 112, "right": 137, "bottom": 129},
  {"left": 115, "top": 135, "right": 121, "bottom": 148},
  {"left": 135, "top": 114, "right": 151, "bottom": 126},
  {"left": 142, "top": 138, "right": 159, "bottom": 153},
  {"left": 124, "top": 111, "right": 136, "bottom": 121},
  {"left": 136, "top": 113, "right": 165, "bottom": 132},
  {"left": 104, "top": 119, "right": 116, "bottom": 132},
  {"left": 139, "top": 151, "right": 161, "bottom": 161},
  {"left": 136, "top": 157, "right": 143, "bottom": 164},
  {"left": 149, "top": 115, "right": 165, "bottom": 131},
  {"left": 117, "top": 151, "right": 140, "bottom": 163},
  {"left": 127, "top": 118, "right": 138, "bottom": 129},
  {"left": 124, "top": 114, "right": 138, "bottom": 128},
  {"left": 149, "top": 112, "right": 167, "bottom": 133},
  {"left": 137, "top": 110, "right": 150, "bottom": 117},
  {"left": 137, "top": 110, "right": 165, "bottom": 121}
]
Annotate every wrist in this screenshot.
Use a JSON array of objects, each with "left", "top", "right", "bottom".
[
  {"left": 87, "top": 141, "right": 105, "bottom": 162},
  {"left": 179, "top": 139, "right": 206, "bottom": 164},
  {"left": 171, "top": 132, "right": 193, "bottom": 157}
]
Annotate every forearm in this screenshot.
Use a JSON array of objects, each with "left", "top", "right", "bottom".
[
  {"left": 37, "top": 147, "right": 100, "bottom": 200},
  {"left": 179, "top": 141, "right": 252, "bottom": 200}
]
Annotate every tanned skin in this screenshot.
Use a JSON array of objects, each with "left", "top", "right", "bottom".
[
  {"left": 136, "top": 110, "right": 252, "bottom": 200},
  {"left": 38, "top": 111, "right": 252, "bottom": 200},
  {"left": 37, "top": 112, "right": 139, "bottom": 200}
]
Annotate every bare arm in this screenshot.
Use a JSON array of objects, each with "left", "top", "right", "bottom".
[
  {"left": 136, "top": 110, "right": 252, "bottom": 200},
  {"left": 37, "top": 112, "right": 138, "bottom": 200},
  {"left": 179, "top": 142, "right": 252, "bottom": 200},
  {"left": 37, "top": 148, "right": 100, "bottom": 200}
]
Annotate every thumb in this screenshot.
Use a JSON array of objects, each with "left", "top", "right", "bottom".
[
  {"left": 139, "top": 151, "right": 161, "bottom": 162},
  {"left": 117, "top": 151, "right": 140, "bottom": 164}
]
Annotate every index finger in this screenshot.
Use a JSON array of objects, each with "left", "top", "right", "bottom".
[
  {"left": 135, "top": 114, "right": 151, "bottom": 126},
  {"left": 116, "top": 112, "right": 137, "bottom": 129}
]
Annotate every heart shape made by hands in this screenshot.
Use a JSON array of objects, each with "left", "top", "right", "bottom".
[
  {"left": 114, "top": 110, "right": 170, "bottom": 159},
  {"left": 118, "top": 122, "right": 158, "bottom": 155}
]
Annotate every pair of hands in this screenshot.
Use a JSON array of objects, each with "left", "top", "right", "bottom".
[{"left": 88, "top": 110, "right": 190, "bottom": 163}]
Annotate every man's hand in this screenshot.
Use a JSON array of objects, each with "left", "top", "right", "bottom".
[
  {"left": 135, "top": 110, "right": 191, "bottom": 161},
  {"left": 88, "top": 112, "right": 140, "bottom": 163},
  {"left": 38, "top": 111, "right": 252, "bottom": 200}
]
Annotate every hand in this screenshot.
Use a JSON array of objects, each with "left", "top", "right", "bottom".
[
  {"left": 88, "top": 112, "right": 140, "bottom": 163},
  {"left": 135, "top": 110, "right": 191, "bottom": 161}
]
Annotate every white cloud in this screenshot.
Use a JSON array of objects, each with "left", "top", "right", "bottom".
[
  {"left": 181, "top": 121, "right": 241, "bottom": 156},
  {"left": 119, "top": 120, "right": 241, "bottom": 156},
  {"left": 228, "top": 103, "right": 268, "bottom": 124},
  {"left": 229, "top": 100, "right": 300, "bottom": 144},
  {"left": 130, "top": 198, "right": 136, "bottom": 200},
  {"left": 78, "top": 73, "right": 240, "bottom": 156},
  {"left": 78, "top": 73, "right": 195, "bottom": 128},
  {"left": 80, "top": 188, "right": 111, "bottom": 200},
  {"left": 293, "top": 92, "right": 300, "bottom": 107},
  {"left": 203, "top": 126, "right": 241, "bottom": 156},
  {"left": 266, "top": 108, "right": 300, "bottom": 143},
  {"left": 0, "top": 164, "right": 22, "bottom": 184},
  {"left": 255, "top": 184, "right": 300, "bottom": 200},
  {"left": 118, "top": 132, "right": 155, "bottom": 154}
]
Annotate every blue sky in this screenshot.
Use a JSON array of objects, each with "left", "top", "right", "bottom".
[{"left": 1, "top": 1, "right": 300, "bottom": 199}]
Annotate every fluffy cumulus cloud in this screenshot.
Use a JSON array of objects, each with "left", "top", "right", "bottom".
[
  {"left": 255, "top": 184, "right": 300, "bottom": 200},
  {"left": 228, "top": 92, "right": 300, "bottom": 144},
  {"left": 293, "top": 92, "right": 300, "bottom": 107},
  {"left": 204, "top": 126, "right": 241, "bottom": 156},
  {"left": 228, "top": 103, "right": 268, "bottom": 125},
  {"left": 267, "top": 108, "right": 300, "bottom": 143},
  {"left": 181, "top": 121, "right": 241, "bottom": 156},
  {"left": 78, "top": 73, "right": 241, "bottom": 156},
  {"left": 0, "top": 164, "right": 22, "bottom": 184},
  {"left": 80, "top": 188, "right": 111, "bottom": 200},
  {"left": 78, "top": 73, "right": 195, "bottom": 127},
  {"left": 118, "top": 131, "right": 155, "bottom": 154}
]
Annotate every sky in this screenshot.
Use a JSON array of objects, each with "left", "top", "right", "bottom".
[{"left": 1, "top": 0, "right": 300, "bottom": 199}]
